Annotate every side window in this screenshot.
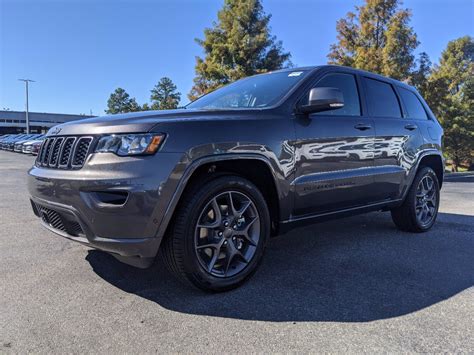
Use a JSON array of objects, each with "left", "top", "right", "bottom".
[
  {"left": 364, "top": 78, "right": 402, "bottom": 118},
  {"left": 309, "top": 73, "right": 361, "bottom": 116},
  {"left": 398, "top": 87, "right": 428, "bottom": 119}
]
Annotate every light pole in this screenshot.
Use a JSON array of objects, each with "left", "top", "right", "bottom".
[{"left": 18, "top": 79, "right": 35, "bottom": 134}]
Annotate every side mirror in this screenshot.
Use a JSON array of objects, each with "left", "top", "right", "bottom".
[{"left": 299, "top": 87, "right": 344, "bottom": 114}]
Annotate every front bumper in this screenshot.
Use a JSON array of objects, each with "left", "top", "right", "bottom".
[{"left": 28, "top": 151, "right": 184, "bottom": 267}]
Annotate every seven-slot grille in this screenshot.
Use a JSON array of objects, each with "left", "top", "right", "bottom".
[{"left": 36, "top": 136, "right": 93, "bottom": 169}]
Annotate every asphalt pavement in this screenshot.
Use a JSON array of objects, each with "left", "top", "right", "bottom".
[{"left": 1, "top": 151, "right": 473, "bottom": 353}]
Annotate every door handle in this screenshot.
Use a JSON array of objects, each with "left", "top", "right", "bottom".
[
  {"left": 354, "top": 123, "right": 372, "bottom": 131},
  {"left": 404, "top": 124, "right": 418, "bottom": 131}
]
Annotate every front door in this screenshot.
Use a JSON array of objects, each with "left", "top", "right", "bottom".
[{"left": 292, "top": 72, "right": 376, "bottom": 217}]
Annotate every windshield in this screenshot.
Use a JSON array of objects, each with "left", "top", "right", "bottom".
[{"left": 187, "top": 70, "right": 310, "bottom": 109}]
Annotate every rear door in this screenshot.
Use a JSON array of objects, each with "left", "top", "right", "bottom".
[
  {"left": 396, "top": 86, "right": 440, "bottom": 187},
  {"left": 293, "top": 71, "right": 376, "bottom": 217},
  {"left": 363, "top": 77, "right": 423, "bottom": 201}
]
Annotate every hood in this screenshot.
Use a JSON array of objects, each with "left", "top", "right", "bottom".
[{"left": 46, "top": 108, "right": 265, "bottom": 136}]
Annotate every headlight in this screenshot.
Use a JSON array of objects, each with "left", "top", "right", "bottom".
[{"left": 95, "top": 133, "right": 165, "bottom": 156}]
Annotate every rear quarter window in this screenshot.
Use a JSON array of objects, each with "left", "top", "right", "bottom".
[
  {"left": 398, "top": 87, "right": 428, "bottom": 119},
  {"left": 364, "top": 78, "right": 402, "bottom": 118}
]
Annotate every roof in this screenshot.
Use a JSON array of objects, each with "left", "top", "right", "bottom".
[{"left": 273, "top": 64, "right": 415, "bottom": 90}]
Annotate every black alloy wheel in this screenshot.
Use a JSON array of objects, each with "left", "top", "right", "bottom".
[
  {"left": 194, "top": 190, "right": 260, "bottom": 278},
  {"left": 391, "top": 166, "right": 440, "bottom": 232},
  {"left": 415, "top": 174, "right": 438, "bottom": 227},
  {"left": 161, "top": 175, "right": 270, "bottom": 292}
]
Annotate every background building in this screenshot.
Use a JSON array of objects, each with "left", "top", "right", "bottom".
[{"left": 0, "top": 110, "right": 94, "bottom": 134}]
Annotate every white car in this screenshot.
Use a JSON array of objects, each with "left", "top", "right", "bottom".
[{"left": 21, "top": 139, "right": 44, "bottom": 154}]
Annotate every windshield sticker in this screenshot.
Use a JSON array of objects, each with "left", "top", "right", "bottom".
[{"left": 288, "top": 71, "right": 303, "bottom": 77}]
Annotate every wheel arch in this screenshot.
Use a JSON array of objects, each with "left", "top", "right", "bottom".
[
  {"left": 156, "top": 154, "right": 282, "bottom": 240},
  {"left": 417, "top": 153, "right": 444, "bottom": 189},
  {"left": 399, "top": 150, "right": 444, "bottom": 203}
]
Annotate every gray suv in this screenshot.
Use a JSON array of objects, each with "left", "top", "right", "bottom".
[{"left": 28, "top": 65, "right": 444, "bottom": 291}]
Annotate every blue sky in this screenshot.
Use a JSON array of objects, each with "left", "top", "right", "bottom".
[{"left": 1, "top": 0, "right": 473, "bottom": 115}]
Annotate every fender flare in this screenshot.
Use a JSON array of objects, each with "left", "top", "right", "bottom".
[
  {"left": 401, "top": 149, "right": 445, "bottom": 201},
  {"left": 154, "top": 153, "right": 282, "bottom": 240}
]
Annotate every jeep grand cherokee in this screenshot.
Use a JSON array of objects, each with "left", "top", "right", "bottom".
[{"left": 28, "top": 65, "right": 444, "bottom": 291}]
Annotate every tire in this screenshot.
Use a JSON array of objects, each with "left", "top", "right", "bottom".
[
  {"left": 391, "top": 166, "right": 440, "bottom": 232},
  {"left": 161, "top": 175, "right": 271, "bottom": 292}
]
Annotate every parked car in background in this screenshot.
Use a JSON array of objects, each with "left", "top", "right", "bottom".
[
  {"left": 8, "top": 135, "right": 34, "bottom": 151},
  {"left": 1, "top": 134, "right": 26, "bottom": 150},
  {"left": 6, "top": 135, "right": 28, "bottom": 150},
  {"left": 0, "top": 136, "right": 9, "bottom": 148},
  {"left": 22, "top": 137, "right": 45, "bottom": 154},
  {"left": 30, "top": 140, "right": 43, "bottom": 156},
  {"left": 0, "top": 134, "right": 18, "bottom": 148},
  {"left": 14, "top": 135, "right": 44, "bottom": 153},
  {"left": 14, "top": 138, "right": 31, "bottom": 152},
  {"left": 28, "top": 65, "right": 444, "bottom": 291},
  {"left": 4, "top": 134, "right": 40, "bottom": 151}
]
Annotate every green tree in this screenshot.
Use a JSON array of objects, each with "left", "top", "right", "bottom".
[
  {"left": 105, "top": 88, "right": 141, "bottom": 114},
  {"left": 328, "top": 0, "right": 418, "bottom": 81},
  {"left": 150, "top": 77, "right": 181, "bottom": 110},
  {"left": 189, "top": 0, "right": 291, "bottom": 100},
  {"left": 410, "top": 52, "right": 432, "bottom": 97},
  {"left": 425, "top": 36, "right": 474, "bottom": 171}
]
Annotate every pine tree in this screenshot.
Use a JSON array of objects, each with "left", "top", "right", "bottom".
[
  {"left": 105, "top": 88, "right": 141, "bottom": 114},
  {"left": 328, "top": 0, "right": 418, "bottom": 81},
  {"left": 189, "top": 0, "right": 291, "bottom": 101},
  {"left": 425, "top": 36, "right": 474, "bottom": 171},
  {"left": 150, "top": 77, "right": 181, "bottom": 110},
  {"left": 410, "top": 52, "right": 432, "bottom": 97},
  {"left": 141, "top": 103, "right": 151, "bottom": 111}
]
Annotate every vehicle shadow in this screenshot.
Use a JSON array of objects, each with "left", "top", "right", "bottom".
[{"left": 86, "top": 212, "right": 474, "bottom": 322}]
